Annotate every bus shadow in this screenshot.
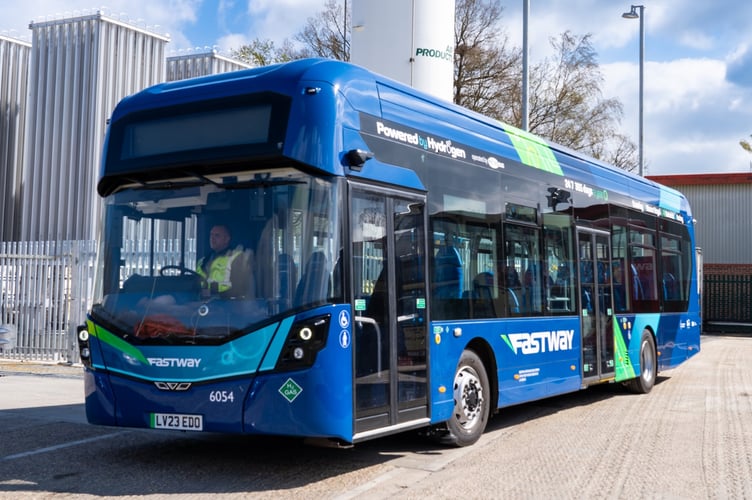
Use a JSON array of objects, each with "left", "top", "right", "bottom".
[
  {"left": 483, "top": 375, "right": 671, "bottom": 434},
  {"left": 0, "top": 377, "right": 670, "bottom": 498},
  {"left": 0, "top": 402, "right": 87, "bottom": 426}
]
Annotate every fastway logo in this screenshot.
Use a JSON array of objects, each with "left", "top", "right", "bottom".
[
  {"left": 147, "top": 357, "right": 202, "bottom": 368},
  {"left": 502, "top": 330, "right": 574, "bottom": 355}
]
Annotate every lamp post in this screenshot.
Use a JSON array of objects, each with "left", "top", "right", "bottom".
[
  {"left": 522, "top": 0, "right": 529, "bottom": 131},
  {"left": 622, "top": 4, "right": 644, "bottom": 176}
]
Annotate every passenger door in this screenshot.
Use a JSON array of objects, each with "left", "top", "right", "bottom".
[
  {"left": 349, "top": 183, "right": 429, "bottom": 435},
  {"left": 577, "top": 227, "right": 616, "bottom": 382}
]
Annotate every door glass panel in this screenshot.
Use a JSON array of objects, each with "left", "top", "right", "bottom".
[
  {"left": 578, "top": 230, "right": 614, "bottom": 380},
  {"left": 596, "top": 234, "right": 614, "bottom": 375},
  {"left": 352, "top": 188, "right": 429, "bottom": 430},
  {"left": 352, "top": 192, "right": 389, "bottom": 417},
  {"left": 578, "top": 233, "right": 597, "bottom": 378},
  {"left": 394, "top": 199, "right": 427, "bottom": 407}
]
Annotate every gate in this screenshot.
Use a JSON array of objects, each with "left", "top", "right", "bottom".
[
  {"left": 0, "top": 240, "right": 97, "bottom": 363},
  {"left": 704, "top": 274, "right": 752, "bottom": 326}
]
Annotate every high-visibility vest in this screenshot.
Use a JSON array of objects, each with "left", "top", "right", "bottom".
[{"left": 197, "top": 247, "right": 244, "bottom": 294}]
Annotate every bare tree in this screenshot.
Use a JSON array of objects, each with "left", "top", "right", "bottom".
[
  {"left": 525, "top": 33, "right": 622, "bottom": 148},
  {"left": 294, "top": 0, "right": 350, "bottom": 61},
  {"left": 453, "top": 0, "right": 521, "bottom": 116},
  {"left": 504, "top": 31, "right": 638, "bottom": 169},
  {"left": 594, "top": 133, "right": 639, "bottom": 173},
  {"left": 230, "top": 0, "right": 638, "bottom": 171},
  {"left": 452, "top": 2, "right": 637, "bottom": 169}
]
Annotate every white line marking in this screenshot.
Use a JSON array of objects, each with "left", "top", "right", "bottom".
[{"left": 2, "top": 431, "right": 129, "bottom": 461}]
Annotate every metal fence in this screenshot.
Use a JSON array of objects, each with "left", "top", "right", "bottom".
[
  {"left": 704, "top": 274, "right": 752, "bottom": 326},
  {"left": 1, "top": 240, "right": 750, "bottom": 363},
  {"left": 0, "top": 240, "right": 97, "bottom": 363}
]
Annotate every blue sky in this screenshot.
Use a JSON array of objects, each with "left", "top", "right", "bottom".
[{"left": 3, "top": 0, "right": 752, "bottom": 176}]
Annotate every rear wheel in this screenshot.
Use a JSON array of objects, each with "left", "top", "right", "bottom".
[
  {"left": 626, "top": 330, "right": 656, "bottom": 394},
  {"left": 444, "top": 349, "right": 490, "bottom": 447}
]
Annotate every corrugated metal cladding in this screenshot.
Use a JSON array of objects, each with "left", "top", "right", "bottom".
[
  {"left": 20, "top": 13, "right": 169, "bottom": 241},
  {"left": 167, "top": 50, "right": 251, "bottom": 81},
  {"left": 670, "top": 183, "right": 752, "bottom": 265},
  {"left": 0, "top": 35, "right": 31, "bottom": 242}
]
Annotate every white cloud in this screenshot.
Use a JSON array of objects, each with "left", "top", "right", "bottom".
[
  {"left": 243, "top": 0, "right": 322, "bottom": 45},
  {"left": 677, "top": 31, "right": 715, "bottom": 51},
  {"left": 6, "top": 0, "right": 752, "bottom": 175},
  {"left": 216, "top": 33, "right": 251, "bottom": 53},
  {"left": 645, "top": 58, "right": 727, "bottom": 112},
  {"left": 604, "top": 57, "right": 752, "bottom": 174}
]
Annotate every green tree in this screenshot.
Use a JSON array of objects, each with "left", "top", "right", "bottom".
[
  {"left": 230, "top": 38, "right": 298, "bottom": 66},
  {"left": 741, "top": 135, "right": 752, "bottom": 154},
  {"left": 231, "top": 1, "right": 349, "bottom": 65}
]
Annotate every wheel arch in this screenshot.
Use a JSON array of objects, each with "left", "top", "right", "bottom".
[
  {"left": 642, "top": 324, "right": 658, "bottom": 371},
  {"left": 465, "top": 337, "right": 499, "bottom": 413}
]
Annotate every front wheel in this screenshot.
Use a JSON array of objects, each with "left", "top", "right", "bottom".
[
  {"left": 625, "top": 330, "right": 657, "bottom": 394},
  {"left": 444, "top": 349, "right": 490, "bottom": 447}
]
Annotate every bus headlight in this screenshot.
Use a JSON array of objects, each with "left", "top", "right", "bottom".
[
  {"left": 276, "top": 314, "right": 331, "bottom": 371},
  {"left": 77, "top": 324, "right": 93, "bottom": 368}
]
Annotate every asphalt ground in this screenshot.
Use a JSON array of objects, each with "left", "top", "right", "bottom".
[{"left": 1, "top": 334, "right": 751, "bottom": 499}]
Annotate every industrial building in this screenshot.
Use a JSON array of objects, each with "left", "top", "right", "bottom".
[
  {"left": 167, "top": 48, "right": 251, "bottom": 81},
  {"left": 2, "top": 11, "right": 250, "bottom": 243},
  {"left": 19, "top": 13, "right": 169, "bottom": 241},
  {"left": 0, "top": 34, "right": 31, "bottom": 242},
  {"left": 648, "top": 173, "right": 752, "bottom": 331},
  {"left": 0, "top": 11, "right": 250, "bottom": 362}
]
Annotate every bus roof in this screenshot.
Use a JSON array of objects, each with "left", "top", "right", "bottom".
[{"left": 106, "top": 58, "right": 690, "bottom": 221}]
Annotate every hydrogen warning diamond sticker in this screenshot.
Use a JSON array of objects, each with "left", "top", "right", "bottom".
[{"left": 278, "top": 378, "right": 303, "bottom": 403}]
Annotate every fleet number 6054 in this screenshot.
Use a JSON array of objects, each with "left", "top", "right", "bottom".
[{"left": 209, "top": 390, "right": 234, "bottom": 403}]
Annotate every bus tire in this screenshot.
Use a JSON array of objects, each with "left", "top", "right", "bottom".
[
  {"left": 445, "top": 349, "right": 490, "bottom": 447},
  {"left": 625, "top": 330, "right": 657, "bottom": 394}
]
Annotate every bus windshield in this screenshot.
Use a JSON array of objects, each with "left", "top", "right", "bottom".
[{"left": 91, "top": 168, "right": 344, "bottom": 344}]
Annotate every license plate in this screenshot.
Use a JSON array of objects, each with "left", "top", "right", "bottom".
[{"left": 150, "top": 412, "right": 203, "bottom": 431}]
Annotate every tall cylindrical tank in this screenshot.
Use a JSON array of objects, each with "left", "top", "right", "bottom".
[{"left": 351, "top": 0, "right": 455, "bottom": 102}]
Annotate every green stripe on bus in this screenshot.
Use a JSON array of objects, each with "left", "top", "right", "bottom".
[
  {"left": 89, "top": 322, "right": 149, "bottom": 365},
  {"left": 504, "top": 124, "right": 563, "bottom": 175},
  {"left": 613, "top": 317, "right": 636, "bottom": 382}
]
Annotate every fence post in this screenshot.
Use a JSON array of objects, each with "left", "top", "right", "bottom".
[{"left": 67, "top": 240, "right": 98, "bottom": 363}]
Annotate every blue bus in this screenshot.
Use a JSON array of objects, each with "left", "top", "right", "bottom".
[{"left": 78, "top": 58, "right": 701, "bottom": 447}]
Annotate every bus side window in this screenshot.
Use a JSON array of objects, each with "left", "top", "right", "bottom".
[
  {"left": 629, "top": 225, "right": 659, "bottom": 313},
  {"left": 434, "top": 239, "right": 463, "bottom": 299},
  {"left": 543, "top": 218, "right": 575, "bottom": 314},
  {"left": 612, "top": 260, "right": 628, "bottom": 312},
  {"left": 504, "top": 223, "right": 542, "bottom": 316},
  {"left": 430, "top": 225, "right": 467, "bottom": 320}
]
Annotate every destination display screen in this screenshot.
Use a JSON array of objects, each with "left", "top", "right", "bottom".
[
  {"left": 119, "top": 104, "right": 273, "bottom": 160},
  {"left": 100, "top": 92, "right": 291, "bottom": 193}
]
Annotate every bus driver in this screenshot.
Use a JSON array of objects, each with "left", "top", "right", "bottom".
[{"left": 197, "top": 224, "right": 254, "bottom": 299}]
